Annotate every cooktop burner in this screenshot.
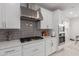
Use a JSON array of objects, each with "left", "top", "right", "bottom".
[{"left": 20, "top": 36, "right": 43, "bottom": 43}]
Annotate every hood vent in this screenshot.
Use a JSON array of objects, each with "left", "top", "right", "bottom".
[{"left": 21, "top": 4, "right": 43, "bottom": 21}]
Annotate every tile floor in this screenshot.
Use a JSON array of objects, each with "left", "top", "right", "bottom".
[{"left": 51, "top": 41, "right": 79, "bottom": 56}]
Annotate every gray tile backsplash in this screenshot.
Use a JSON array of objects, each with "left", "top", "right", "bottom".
[
  {"left": 0, "top": 20, "right": 41, "bottom": 42},
  {"left": 0, "top": 30, "right": 7, "bottom": 41}
]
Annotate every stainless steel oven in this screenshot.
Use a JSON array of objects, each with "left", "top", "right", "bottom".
[{"left": 58, "top": 24, "right": 65, "bottom": 45}]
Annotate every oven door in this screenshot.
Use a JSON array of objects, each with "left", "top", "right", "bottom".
[{"left": 59, "top": 36, "right": 65, "bottom": 45}]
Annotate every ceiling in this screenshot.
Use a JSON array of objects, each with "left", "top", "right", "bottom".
[
  {"left": 37, "top": 3, "right": 79, "bottom": 19},
  {"left": 37, "top": 3, "right": 79, "bottom": 11}
]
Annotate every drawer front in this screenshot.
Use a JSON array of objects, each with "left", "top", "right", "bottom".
[
  {"left": 0, "top": 46, "right": 22, "bottom": 56},
  {"left": 23, "top": 41, "right": 44, "bottom": 50},
  {"left": 23, "top": 42, "right": 45, "bottom": 56}
]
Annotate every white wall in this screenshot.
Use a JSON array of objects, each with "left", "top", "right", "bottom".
[{"left": 70, "top": 18, "right": 79, "bottom": 40}]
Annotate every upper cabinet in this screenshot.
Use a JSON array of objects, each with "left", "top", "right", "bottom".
[
  {"left": 52, "top": 10, "right": 64, "bottom": 29},
  {"left": 0, "top": 4, "right": 4, "bottom": 29},
  {"left": 52, "top": 10, "right": 65, "bottom": 39},
  {"left": 40, "top": 7, "right": 53, "bottom": 29},
  {"left": 0, "top": 3, "right": 20, "bottom": 29}
]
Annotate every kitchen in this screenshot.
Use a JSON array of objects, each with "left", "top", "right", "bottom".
[{"left": 0, "top": 3, "right": 79, "bottom": 56}]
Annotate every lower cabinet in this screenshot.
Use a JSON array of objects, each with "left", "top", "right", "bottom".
[
  {"left": 0, "top": 46, "right": 22, "bottom": 56},
  {"left": 45, "top": 37, "right": 57, "bottom": 56},
  {"left": 22, "top": 38, "right": 57, "bottom": 56},
  {"left": 0, "top": 38, "right": 57, "bottom": 56},
  {"left": 22, "top": 40, "right": 45, "bottom": 56},
  {"left": 46, "top": 40, "right": 52, "bottom": 55},
  {"left": 51, "top": 37, "right": 58, "bottom": 53}
]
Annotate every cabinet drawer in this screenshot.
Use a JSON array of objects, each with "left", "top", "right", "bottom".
[
  {"left": 23, "top": 46, "right": 44, "bottom": 56},
  {"left": 0, "top": 46, "right": 22, "bottom": 56},
  {"left": 23, "top": 42, "right": 45, "bottom": 56},
  {"left": 23, "top": 41, "right": 44, "bottom": 49}
]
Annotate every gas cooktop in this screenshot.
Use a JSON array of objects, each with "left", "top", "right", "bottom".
[{"left": 20, "top": 36, "right": 43, "bottom": 43}]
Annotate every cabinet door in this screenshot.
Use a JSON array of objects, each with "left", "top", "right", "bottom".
[
  {"left": 54, "top": 10, "right": 64, "bottom": 24},
  {"left": 58, "top": 13, "right": 64, "bottom": 24},
  {"left": 51, "top": 38, "right": 57, "bottom": 53},
  {"left": 52, "top": 11, "right": 58, "bottom": 29},
  {"left": 40, "top": 8, "right": 48, "bottom": 29},
  {"left": 23, "top": 41, "right": 45, "bottom": 56},
  {"left": 53, "top": 10, "right": 63, "bottom": 27},
  {"left": 45, "top": 39, "right": 52, "bottom": 56},
  {"left": 4, "top": 3, "right": 20, "bottom": 29},
  {"left": 40, "top": 7, "right": 53, "bottom": 29},
  {"left": 0, "top": 46, "right": 22, "bottom": 56},
  {"left": 46, "top": 11, "right": 53, "bottom": 29},
  {"left": 0, "top": 4, "right": 5, "bottom": 29}
]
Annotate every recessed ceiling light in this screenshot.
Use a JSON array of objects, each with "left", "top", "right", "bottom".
[
  {"left": 69, "top": 12, "right": 73, "bottom": 14},
  {"left": 74, "top": 14, "right": 78, "bottom": 17}
]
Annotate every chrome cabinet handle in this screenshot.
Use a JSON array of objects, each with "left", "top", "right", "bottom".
[
  {"left": 33, "top": 49, "right": 39, "bottom": 52},
  {"left": 5, "top": 50, "right": 15, "bottom": 53},
  {"left": 51, "top": 42, "right": 53, "bottom": 47}
]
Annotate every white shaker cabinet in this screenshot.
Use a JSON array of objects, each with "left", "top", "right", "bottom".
[
  {"left": 52, "top": 10, "right": 65, "bottom": 51},
  {"left": 5, "top": 3, "right": 20, "bottom": 29},
  {"left": 53, "top": 10, "right": 64, "bottom": 26},
  {"left": 0, "top": 46, "right": 22, "bottom": 56},
  {"left": 44, "top": 37, "right": 58, "bottom": 56},
  {"left": 52, "top": 10, "right": 64, "bottom": 41},
  {"left": 40, "top": 7, "right": 53, "bottom": 29},
  {"left": 51, "top": 37, "right": 58, "bottom": 54},
  {"left": 0, "top": 40, "right": 22, "bottom": 56},
  {"left": 22, "top": 40, "right": 45, "bottom": 56},
  {"left": 0, "top": 4, "right": 5, "bottom": 29},
  {"left": 44, "top": 37, "right": 56, "bottom": 56},
  {"left": 45, "top": 38, "right": 52, "bottom": 56},
  {"left": 0, "top": 3, "right": 20, "bottom": 29}
]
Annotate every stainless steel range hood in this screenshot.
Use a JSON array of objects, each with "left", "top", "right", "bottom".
[{"left": 21, "top": 4, "right": 43, "bottom": 21}]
